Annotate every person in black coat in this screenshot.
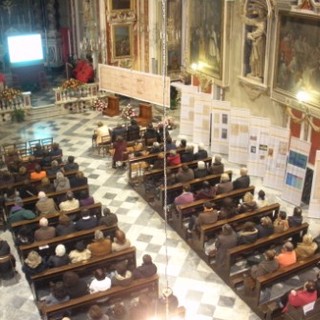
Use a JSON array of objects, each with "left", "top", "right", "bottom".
[
  {"left": 194, "top": 143, "right": 208, "bottom": 160},
  {"left": 143, "top": 123, "right": 160, "bottom": 145},
  {"left": 70, "top": 171, "right": 88, "bottom": 188},
  {"left": 233, "top": 167, "right": 250, "bottom": 190},
  {"left": 181, "top": 146, "right": 195, "bottom": 163},
  {"left": 127, "top": 119, "right": 140, "bottom": 141},
  {"left": 238, "top": 221, "right": 258, "bottom": 245},
  {"left": 133, "top": 254, "right": 157, "bottom": 279},
  {"left": 75, "top": 208, "right": 98, "bottom": 231},
  {"left": 63, "top": 271, "right": 89, "bottom": 298},
  {"left": 256, "top": 216, "right": 274, "bottom": 238},
  {"left": 112, "top": 123, "right": 127, "bottom": 142},
  {"left": 55, "top": 214, "right": 76, "bottom": 236},
  {"left": 47, "top": 244, "right": 70, "bottom": 268},
  {"left": 64, "top": 156, "right": 79, "bottom": 172},
  {"left": 288, "top": 206, "right": 303, "bottom": 227},
  {"left": 22, "top": 250, "right": 47, "bottom": 283}
]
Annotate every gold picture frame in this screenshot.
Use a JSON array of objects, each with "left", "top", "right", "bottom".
[
  {"left": 112, "top": 24, "right": 133, "bottom": 59},
  {"left": 109, "top": 0, "right": 134, "bottom": 11}
]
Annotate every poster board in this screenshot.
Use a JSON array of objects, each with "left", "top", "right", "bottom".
[
  {"left": 308, "top": 150, "right": 320, "bottom": 218},
  {"left": 281, "top": 137, "right": 310, "bottom": 206},
  {"left": 264, "top": 125, "right": 290, "bottom": 190},
  {"left": 98, "top": 64, "right": 170, "bottom": 107}
]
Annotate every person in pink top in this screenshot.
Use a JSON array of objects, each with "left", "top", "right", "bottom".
[
  {"left": 174, "top": 184, "right": 194, "bottom": 206},
  {"left": 167, "top": 150, "right": 181, "bottom": 166},
  {"left": 276, "top": 242, "right": 297, "bottom": 268}
]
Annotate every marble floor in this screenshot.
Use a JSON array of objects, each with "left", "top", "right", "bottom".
[{"left": 0, "top": 104, "right": 319, "bottom": 320}]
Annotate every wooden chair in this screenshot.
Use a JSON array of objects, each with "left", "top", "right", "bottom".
[
  {"left": 41, "top": 137, "right": 53, "bottom": 147},
  {"left": 98, "top": 135, "right": 112, "bottom": 157},
  {"left": 28, "top": 139, "right": 41, "bottom": 150}
]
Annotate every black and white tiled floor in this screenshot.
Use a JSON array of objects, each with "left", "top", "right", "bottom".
[{"left": 1, "top": 104, "right": 319, "bottom": 320}]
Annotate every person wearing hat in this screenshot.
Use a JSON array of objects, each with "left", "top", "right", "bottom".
[
  {"left": 22, "top": 250, "right": 47, "bottom": 282},
  {"left": 69, "top": 240, "right": 92, "bottom": 263},
  {"left": 132, "top": 254, "right": 157, "bottom": 279},
  {"left": 34, "top": 217, "right": 56, "bottom": 241},
  {"left": 8, "top": 197, "right": 36, "bottom": 225},
  {"left": 36, "top": 191, "right": 59, "bottom": 215},
  {"left": 47, "top": 244, "right": 70, "bottom": 268}
]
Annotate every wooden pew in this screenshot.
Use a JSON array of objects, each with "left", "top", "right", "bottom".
[
  {"left": 31, "top": 246, "right": 137, "bottom": 300},
  {"left": 175, "top": 186, "right": 255, "bottom": 229},
  {"left": 159, "top": 170, "right": 232, "bottom": 207},
  {"left": 42, "top": 274, "right": 159, "bottom": 319},
  {"left": 18, "top": 224, "right": 117, "bottom": 259},
  {"left": 255, "top": 253, "right": 320, "bottom": 307},
  {"left": 4, "top": 185, "right": 89, "bottom": 219},
  {"left": 10, "top": 202, "right": 102, "bottom": 236},
  {"left": 224, "top": 223, "right": 309, "bottom": 277},
  {"left": 284, "top": 296, "right": 320, "bottom": 320},
  {"left": 194, "top": 203, "right": 280, "bottom": 256}
]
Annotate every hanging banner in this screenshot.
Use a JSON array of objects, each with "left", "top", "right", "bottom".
[
  {"left": 228, "top": 108, "right": 250, "bottom": 164},
  {"left": 264, "top": 126, "right": 290, "bottom": 190},
  {"left": 308, "top": 150, "right": 320, "bottom": 219},
  {"left": 281, "top": 137, "right": 311, "bottom": 206},
  {"left": 211, "top": 100, "right": 231, "bottom": 155},
  {"left": 247, "top": 117, "right": 271, "bottom": 177}
]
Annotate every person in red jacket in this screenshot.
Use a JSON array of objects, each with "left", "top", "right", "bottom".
[
  {"left": 282, "top": 280, "right": 317, "bottom": 313},
  {"left": 167, "top": 149, "right": 181, "bottom": 166}
]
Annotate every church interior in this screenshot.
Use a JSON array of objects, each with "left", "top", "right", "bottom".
[{"left": 1, "top": 0, "right": 320, "bottom": 319}]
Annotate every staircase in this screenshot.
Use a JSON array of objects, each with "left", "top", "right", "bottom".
[{"left": 27, "top": 104, "right": 65, "bottom": 121}]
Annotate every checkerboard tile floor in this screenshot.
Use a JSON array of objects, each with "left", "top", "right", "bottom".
[{"left": 1, "top": 106, "right": 319, "bottom": 320}]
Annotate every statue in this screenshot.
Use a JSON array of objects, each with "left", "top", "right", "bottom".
[{"left": 242, "top": 7, "right": 267, "bottom": 79}]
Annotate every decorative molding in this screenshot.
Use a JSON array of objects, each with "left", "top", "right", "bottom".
[
  {"left": 108, "top": 11, "right": 136, "bottom": 23},
  {"left": 239, "top": 76, "right": 268, "bottom": 100}
]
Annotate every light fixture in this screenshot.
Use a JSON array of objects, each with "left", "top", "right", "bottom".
[{"left": 296, "top": 90, "right": 310, "bottom": 103}]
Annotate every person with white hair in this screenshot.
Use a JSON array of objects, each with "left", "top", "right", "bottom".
[
  {"left": 54, "top": 171, "right": 71, "bottom": 192},
  {"left": 194, "top": 160, "right": 208, "bottom": 178},
  {"left": 87, "top": 230, "right": 112, "bottom": 257},
  {"left": 194, "top": 143, "right": 208, "bottom": 160},
  {"left": 36, "top": 191, "right": 59, "bottom": 215},
  {"left": 233, "top": 167, "right": 250, "bottom": 190},
  {"left": 215, "top": 173, "right": 233, "bottom": 195},
  {"left": 47, "top": 244, "right": 70, "bottom": 268},
  {"left": 94, "top": 121, "right": 109, "bottom": 144},
  {"left": 181, "top": 145, "right": 195, "bottom": 163},
  {"left": 34, "top": 217, "right": 56, "bottom": 241},
  {"left": 208, "top": 155, "right": 224, "bottom": 174}
]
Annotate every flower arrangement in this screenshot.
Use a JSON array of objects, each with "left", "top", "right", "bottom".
[
  {"left": 61, "top": 78, "right": 84, "bottom": 90},
  {"left": 121, "top": 104, "right": 136, "bottom": 120},
  {"left": 0, "top": 87, "right": 22, "bottom": 101},
  {"left": 92, "top": 98, "right": 107, "bottom": 112}
]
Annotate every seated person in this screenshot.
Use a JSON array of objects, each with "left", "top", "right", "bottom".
[
  {"left": 256, "top": 189, "right": 269, "bottom": 208},
  {"left": 15, "top": 226, "right": 34, "bottom": 246},
  {"left": 167, "top": 149, "right": 181, "bottom": 166},
  {"left": 36, "top": 191, "right": 59, "bottom": 215},
  {"left": 16, "top": 179, "right": 38, "bottom": 198},
  {"left": 69, "top": 240, "right": 91, "bottom": 263},
  {"left": 288, "top": 206, "right": 303, "bottom": 227},
  {"left": 273, "top": 210, "right": 289, "bottom": 233},
  {"left": 33, "top": 144, "right": 44, "bottom": 158},
  {"left": 237, "top": 221, "right": 258, "bottom": 245},
  {"left": 282, "top": 280, "right": 317, "bottom": 313},
  {"left": 111, "top": 261, "right": 133, "bottom": 287},
  {"left": 41, "top": 281, "right": 69, "bottom": 311},
  {"left": 194, "top": 160, "right": 208, "bottom": 178},
  {"left": 15, "top": 166, "right": 28, "bottom": 182},
  {"left": 79, "top": 190, "right": 94, "bottom": 207},
  {"left": 63, "top": 271, "right": 89, "bottom": 299},
  {"left": 64, "top": 156, "right": 79, "bottom": 172},
  {"left": 181, "top": 145, "right": 194, "bottom": 163},
  {"left": 176, "top": 164, "right": 194, "bottom": 183},
  {"left": 56, "top": 214, "right": 76, "bottom": 236},
  {"left": 36, "top": 177, "right": 55, "bottom": 193},
  {"left": 46, "top": 160, "right": 61, "bottom": 176},
  {"left": 34, "top": 217, "right": 56, "bottom": 241},
  {"left": 195, "top": 181, "right": 216, "bottom": 200},
  {"left": 47, "top": 244, "right": 70, "bottom": 268},
  {"left": 165, "top": 136, "right": 176, "bottom": 151},
  {"left": 87, "top": 230, "right": 112, "bottom": 258},
  {"left": 75, "top": 208, "right": 97, "bottom": 230},
  {"left": 218, "top": 197, "right": 237, "bottom": 219},
  {"left": 70, "top": 171, "right": 88, "bottom": 188},
  {"left": 99, "top": 208, "right": 118, "bottom": 227},
  {"left": 89, "top": 268, "right": 111, "bottom": 293},
  {"left": 143, "top": 123, "right": 160, "bottom": 145},
  {"left": 94, "top": 121, "right": 109, "bottom": 145},
  {"left": 238, "top": 191, "right": 257, "bottom": 213},
  {"left": 54, "top": 171, "right": 71, "bottom": 192},
  {"left": 0, "top": 238, "right": 16, "bottom": 280},
  {"left": 194, "top": 143, "right": 208, "bottom": 160},
  {"left": 276, "top": 242, "right": 297, "bottom": 268},
  {"left": 250, "top": 249, "right": 279, "bottom": 279},
  {"left": 87, "top": 305, "right": 109, "bottom": 320},
  {"left": 8, "top": 197, "right": 36, "bottom": 225},
  {"left": 112, "top": 229, "right": 131, "bottom": 252},
  {"left": 149, "top": 141, "right": 162, "bottom": 155},
  {"left": 295, "top": 234, "right": 318, "bottom": 260},
  {"left": 30, "top": 164, "right": 47, "bottom": 181},
  {"left": 178, "top": 138, "right": 187, "bottom": 148},
  {"left": 40, "top": 150, "right": 53, "bottom": 168},
  {"left": 208, "top": 155, "right": 224, "bottom": 174},
  {"left": 233, "top": 167, "right": 250, "bottom": 190},
  {"left": 256, "top": 216, "right": 274, "bottom": 238},
  {"left": 59, "top": 191, "right": 80, "bottom": 212},
  {"left": 49, "top": 142, "right": 63, "bottom": 159},
  {"left": 174, "top": 184, "right": 194, "bottom": 206},
  {"left": 22, "top": 250, "right": 47, "bottom": 282},
  {"left": 127, "top": 119, "right": 140, "bottom": 141},
  {"left": 112, "top": 123, "right": 127, "bottom": 142},
  {"left": 215, "top": 173, "right": 233, "bottom": 195},
  {"left": 152, "top": 152, "right": 165, "bottom": 170},
  {"left": 132, "top": 254, "right": 157, "bottom": 279}
]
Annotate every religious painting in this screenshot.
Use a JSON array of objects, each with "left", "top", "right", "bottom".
[
  {"left": 110, "top": 0, "right": 133, "bottom": 11},
  {"left": 112, "top": 24, "right": 132, "bottom": 59},
  {"left": 188, "top": 0, "right": 224, "bottom": 80},
  {"left": 273, "top": 12, "right": 320, "bottom": 106}
]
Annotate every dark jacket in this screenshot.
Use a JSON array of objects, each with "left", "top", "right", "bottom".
[
  {"left": 47, "top": 254, "right": 70, "bottom": 268},
  {"left": 194, "top": 149, "right": 208, "bottom": 160},
  {"left": 233, "top": 175, "right": 250, "bottom": 190},
  {"left": 75, "top": 216, "right": 98, "bottom": 231},
  {"left": 238, "top": 229, "right": 258, "bottom": 245},
  {"left": 216, "top": 181, "right": 233, "bottom": 195},
  {"left": 132, "top": 263, "right": 157, "bottom": 279},
  {"left": 215, "top": 232, "right": 238, "bottom": 267},
  {"left": 194, "top": 168, "right": 208, "bottom": 179},
  {"left": 56, "top": 223, "right": 76, "bottom": 236},
  {"left": 99, "top": 214, "right": 118, "bottom": 226},
  {"left": 181, "top": 151, "right": 194, "bottom": 163},
  {"left": 65, "top": 279, "right": 89, "bottom": 299},
  {"left": 250, "top": 259, "right": 279, "bottom": 279},
  {"left": 22, "top": 262, "right": 47, "bottom": 282},
  {"left": 127, "top": 124, "right": 140, "bottom": 141},
  {"left": 64, "top": 163, "right": 79, "bottom": 172},
  {"left": 70, "top": 176, "right": 88, "bottom": 188},
  {"left": 208, "top": 163, "right": 224, "bottom": 175},
  {"left": 257, "top": 224, "right": 274, "bottom": 238},
  {"left": 288, "top": 215, "right": 303, "bottom": 228}
]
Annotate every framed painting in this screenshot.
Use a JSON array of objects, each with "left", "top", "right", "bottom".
[
  {"left": 109, "top": 0, "right": 133, "bottom": 11},
  {"left": 188, "top": 0, "right": 225, "bottom": 80},
  {"left": 112, "top": 24, "right": 132, "bottom": 59},
  {"left": 273, "top": 12, "right": 320, "bottom": 107}
]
